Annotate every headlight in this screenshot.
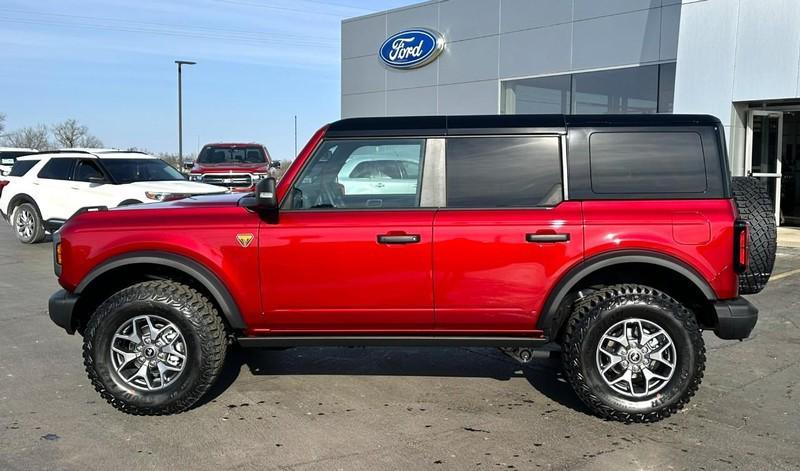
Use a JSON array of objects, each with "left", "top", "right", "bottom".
[
  {"left": 145, "top": 192, "right": 190, "bottom": 202},
  {"left": 189, "top": 174, "right": 203, "bottom": 181},
  {"left": 252, "top": 173, "right": 268, "bottom": 182}
]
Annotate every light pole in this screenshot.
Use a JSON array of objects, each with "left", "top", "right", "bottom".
[{"left": 175, "top": 60, "right": 196, "bottom": 163}]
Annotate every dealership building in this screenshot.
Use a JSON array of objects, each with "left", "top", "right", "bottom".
[{"left": 341, "top": 0, "right": 800, "bottom": 225}]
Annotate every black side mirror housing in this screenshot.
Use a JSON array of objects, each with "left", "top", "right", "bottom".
[
  {"left": 269, "top": 160, "right": 281, "bottom": 169},
  {"left": 256, "top": 177, "right": 278, "bottom": 209}
]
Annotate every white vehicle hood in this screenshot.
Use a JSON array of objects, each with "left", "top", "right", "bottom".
[{"left": 124, "top": 180, "right": 227, "bottom": 194}]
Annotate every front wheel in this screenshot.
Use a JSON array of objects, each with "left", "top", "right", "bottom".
[
  {"left": 562, "top": 284, "right": 705, "bottom": 423},
  {"left": 83, "top": 280, "right": 228, "bottom": 415}
]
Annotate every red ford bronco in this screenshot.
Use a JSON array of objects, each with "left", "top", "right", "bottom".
[{"left": 48, "top": 115, "right": 776, "bottom": 422}]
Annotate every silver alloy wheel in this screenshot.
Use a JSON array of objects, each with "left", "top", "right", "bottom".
[
  {"left": 110, "top": 315, "right": 187, "bottom": 391},
  {"left": 595, "top": 318, "right": 676, "bottom": 399},
  {"left": 15, "top": 207, "right": 35, "bottom": 240}
]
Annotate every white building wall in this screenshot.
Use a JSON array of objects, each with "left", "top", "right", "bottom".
[
  {"left": 673, "top": 0, "right": 800, "bottom": 174},
  {"left": 342, "top": 0, "right": 681, "bottom": 118}
]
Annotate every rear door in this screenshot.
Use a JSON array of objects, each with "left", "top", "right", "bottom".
[
  {"left": 33, "top": 158, "right": 77, "bottom": 221},
  {"left": 433, "top": 136, "right": 583, "bottom": 333},
  {"left": 258, "top": 138, "right": 438, "bottom": 332}
]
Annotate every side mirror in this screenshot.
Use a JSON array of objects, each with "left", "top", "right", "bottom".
[
  {"left": 88, "top": 175, "right": 107, "bottom": 184},
  {"left": 269, "top": 161, "right": 281, "bottom": 169},
  {"left": 256, "top": 177, "right": 278, "bottom": 209}
]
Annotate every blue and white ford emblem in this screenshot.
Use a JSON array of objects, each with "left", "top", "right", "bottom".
[{"left": 379, "top": 29, "right": 445, "bottom": 69}]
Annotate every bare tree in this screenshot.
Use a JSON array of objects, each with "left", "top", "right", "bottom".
[
  {"left": 4, "top": 125, "right": 50, "bottom": 150},
  {"left": 52, "top": 119, "right": 103, "bottom": 149},
  {"left": 0, "top": 112, "right": 6, "bottom": 135}
]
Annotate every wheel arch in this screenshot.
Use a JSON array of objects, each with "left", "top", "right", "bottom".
[
  {"left": 7, "top": 193, "right": 40, "bottom": 216},
  {"left": 73, "top": 251, "right": 245, "bottom": 333},
  {"left": 539, "top": 250, "right": 717, "bottom": 340}
]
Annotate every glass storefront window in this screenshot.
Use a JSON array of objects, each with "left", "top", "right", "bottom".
[
  {"left": 501, "top": 63, "right": 676, "bottom": 115},
  {"left": 501, "top": 75, "right": 571, "bottom": 114}
]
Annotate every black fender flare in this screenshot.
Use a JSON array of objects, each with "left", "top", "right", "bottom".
[
  {"left": 537, "top": 250, "right": 717, "bottom": 337},
  {"left": 75, "top": 251, "right": 246, "bottom": 329}
]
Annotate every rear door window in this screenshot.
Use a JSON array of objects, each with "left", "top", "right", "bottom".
[
  {"left": 9, "top": 160, "right": 40, "bottom": 176},
  {"left": 589, "top": 132, "right": 707, "bottom": 194},
  {"left": 446, "top": 137, "right": 563, "bottom": 208},
  {"left": 37, "top": 158, "right": 77, "bottom": 180}
]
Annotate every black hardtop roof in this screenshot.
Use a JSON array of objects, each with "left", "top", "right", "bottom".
[{"left": 326, "top": 114, "right": 722, "bottom": 137}]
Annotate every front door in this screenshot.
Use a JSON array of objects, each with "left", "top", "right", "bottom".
[
  {"left": 259, "top": 137, "right": 435, "bottom": 332},
  {"left": 746, "top": 110, "right": 783, "bottom": 225}
]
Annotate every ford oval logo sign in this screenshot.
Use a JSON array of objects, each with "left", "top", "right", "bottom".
[{"left": 379, "top": 29, "right": 445, "bottom": 69}]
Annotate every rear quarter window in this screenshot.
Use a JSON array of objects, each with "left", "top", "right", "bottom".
[
  {"left": 589, "top": 132, "right": 707, "bottom": 194},
  {"left": 9, "top": 160, "right": 40, "bottom": 177}
]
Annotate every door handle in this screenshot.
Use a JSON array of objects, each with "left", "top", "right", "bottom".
[
  {"left": 377, "top": 234, "right": 421, "bottom": 244},
  {"left": 526, "top": 233, "right": 570, "bottom": 243}
]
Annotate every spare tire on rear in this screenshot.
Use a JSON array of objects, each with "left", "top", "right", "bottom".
[{"left": 731, "top": 177, "right": 777, "bottom": 294}]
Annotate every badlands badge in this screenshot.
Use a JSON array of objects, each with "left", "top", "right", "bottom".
[{"left": 236, "top": 233, "right": 254, "bottom": 248}]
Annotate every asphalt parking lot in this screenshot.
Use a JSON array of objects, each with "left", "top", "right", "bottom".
[{"left": 1, "top": 226, "right": 798, "bottom": 471}]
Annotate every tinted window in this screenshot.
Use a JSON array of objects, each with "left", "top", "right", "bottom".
[
  {"left": 502, "top": 75, "right": 571, "bottom": 114},
  {"left": 198, "top": 146, "right": 267, "bottom": 164},
  {"left": 287, "top": 139, "right": 425, "bottom": 209},
  {"left": 574, "top": 65, "right": 659, "bottom": 114},
  {"left": 38, "top": 158, "right": 76, "bottom": 180},
  {"left": 446, "top": 137, "right": 562, "bottom": 208},
  {"left": 102, "top": 159, "right": 185, "bottom": 184},
  {"left": 74, "top": 160, "right": 105, "bottom": 182},
  {"left": 589, "top": 132, "right": 707, "bottom": 194},
  {"left": 9, "top": 160, "right": 39, "bottom": 176},
  {"left": 1, "top": 151, "right": 36, "bottom": 165}
]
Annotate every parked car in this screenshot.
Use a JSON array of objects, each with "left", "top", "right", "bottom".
[
  {"left": 189, "top": 143, "right": 280, "bottom": 193},
  {"left": 336, "top": 152, "right": 419, "bottom": 196},
  {"left": 0, "top": 147, "right": 38, "bottom": 176},
  {"left": 48, "top": 115, "right": 775, "bottom": 422},
  {"left": 0, "top": 149, "right": 226, "bottom": 244}
]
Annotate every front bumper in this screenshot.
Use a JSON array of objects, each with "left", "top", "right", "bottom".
[
  {"left": 49, "top": 289, "right": 79, "bottom": 334},
  {"left": 713, "top": 297, "right": 758, "bottom": 340}
]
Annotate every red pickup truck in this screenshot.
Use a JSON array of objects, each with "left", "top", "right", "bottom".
[
  {"left": 48, "top": 115, "right": 776, "bottom": 422},
  {"left": 188, "top": 143, "right": 280, "bottom": 192}
]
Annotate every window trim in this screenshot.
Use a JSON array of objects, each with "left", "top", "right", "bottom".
[
  {"left": 442, "top": 134, "right": 567, "bottom": 210},
  {"left": 281, "top": 137, "right": 431, "bottom": 212}
]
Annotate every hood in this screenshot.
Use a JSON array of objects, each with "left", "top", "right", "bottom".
[
  {"left": 192, "top": 162, "right": 268, "bottom": 173},
  {"left": 111, "top": 192, "right": 244, "bottom": 210},
  {"left": 124, "top": 180, "right": 227, "bottom": 194}
]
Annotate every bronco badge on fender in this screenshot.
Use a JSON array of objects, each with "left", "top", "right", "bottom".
[{"left": 236, "top": 233, "right": 254, "bottom": 247}]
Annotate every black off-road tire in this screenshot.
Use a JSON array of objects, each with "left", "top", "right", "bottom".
[
  {"left": 83, "top": 280, "right": 227, "bottom": 415},
  {"left": 562, "top": 284, "right": 705, "bottom": 423},
  {"left": 12, "top": 202, "right": 45, "bottom": 244},
  {"left": 731, "top": 176, "right": 777, "bottom": 294}
]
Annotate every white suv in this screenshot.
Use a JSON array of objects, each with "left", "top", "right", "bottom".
[{"left": 0, "top": 150, "right": 226, "bottom": 243}]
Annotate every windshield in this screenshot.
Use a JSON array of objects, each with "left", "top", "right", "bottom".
[
  {"left": 198, "top": 146, "right": 266, "bottom": 164},
  {"left": 102, "top": 159, "right": 185, "bottom": 184}
]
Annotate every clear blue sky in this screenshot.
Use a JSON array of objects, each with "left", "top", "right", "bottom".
[{"left": 0, "top": 0, "right": 415, "bottom": 160}]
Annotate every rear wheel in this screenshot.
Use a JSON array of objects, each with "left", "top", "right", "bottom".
[
  {"left": 12, "top": 202, "right": 44, "bottom": 244},
  {"left": 562, "top": 284, "right": 705, "bottom": 423},
  {"left": 83, "top": 280, "right": 227, "bottom": 415}
]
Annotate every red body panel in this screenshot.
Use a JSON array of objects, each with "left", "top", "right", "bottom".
[
  {"left": 57, "top": 201, "right": 263, "bottom": 327},
  {"left": 581, "top": 199, "right": 738, "bottom": 300},
  {"left": 255, "top": 210, "right": 435, "bottom": 333},
  {"left": 432, "top": 203, "right": 583, "bottom": 333}
]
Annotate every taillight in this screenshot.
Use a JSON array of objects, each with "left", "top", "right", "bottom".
[{"left": 734, "top": 220, "right": 749, "bottom": 273}]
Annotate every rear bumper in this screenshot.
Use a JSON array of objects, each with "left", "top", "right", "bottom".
[
  {"left": 713, "top": 297, "right": 758, "bottom": 340},
  {"left": 49, "top": 289, "right": 79, "bottom": 334}
]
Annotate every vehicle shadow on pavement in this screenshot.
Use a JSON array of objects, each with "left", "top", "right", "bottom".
[{"left": 197, "top": 346, "right": 589, "bottom": 414}]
